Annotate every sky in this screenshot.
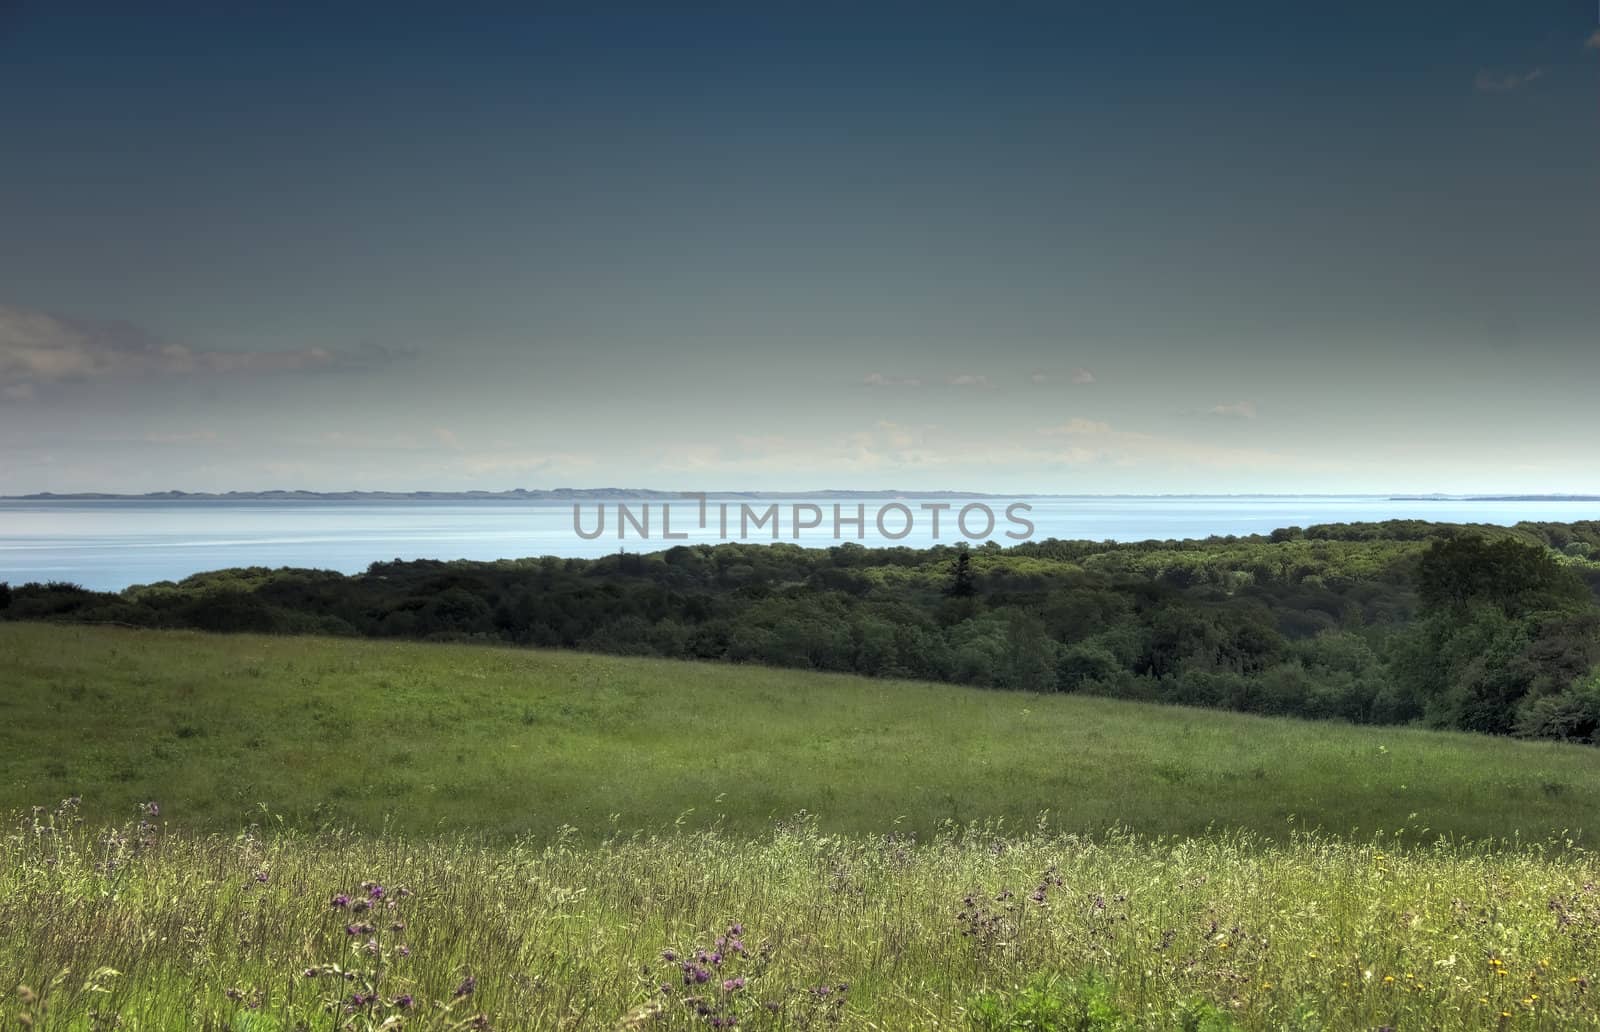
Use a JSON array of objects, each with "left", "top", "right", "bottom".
[{"left": 1, "top": 2, "right": 1597, "bottom": 495}]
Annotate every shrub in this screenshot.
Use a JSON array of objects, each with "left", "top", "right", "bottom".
[{"left": 967, "top": 974, "right": 1240, "bottom": 1032}]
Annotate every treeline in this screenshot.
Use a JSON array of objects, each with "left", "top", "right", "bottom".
[{"left": 5, "top": 520, "right": 1600, "bottom": 742}]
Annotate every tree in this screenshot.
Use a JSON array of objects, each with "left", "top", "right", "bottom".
[
  {"left": 946, "top": 544, "right": 976, "bottom": 598},
  {"left": 1417, "top": 535, "right": 1587, "bottom": 618},
  {"left": 1515, "top": 670, "right": 1600, "bottom": 743}
]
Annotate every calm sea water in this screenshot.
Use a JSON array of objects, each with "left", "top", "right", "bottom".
[{"left": 2, "top": 496, "right": 1598, "bottom": 592}]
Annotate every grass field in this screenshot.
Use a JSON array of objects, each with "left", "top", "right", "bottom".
[
  {"left": 8, "top": 622, "right": 1600, "bottom": 1030},
  {"left": 7, "top": 804, "right": 1600, "bottom": 1030},
  {"left": 4, "top": 622, "right": 1600, "bottom": 843}
]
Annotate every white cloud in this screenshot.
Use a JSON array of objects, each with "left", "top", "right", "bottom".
[
  {"left": 1030, "top": 369, "right": 1096, "bottom": 385},
  {"left": 457, "top": 451, "right": 596, "bottom": 477},
  {"left": 863, "top": 371, "right": 922, "bottom": 387},
  {"left": 1044, "top": 418, "right": 1114, "bottom": 436},
  {"left": 1036, "top": 418, "right": 1316, "bottom": 472},
  {"left": 0, "top": 303, "right": 405, "bottom": 400},
  {"left": 144, "top": 430, "right": 221, "bottom": 445},
  {"left": 1474, "top": 67, "right": 1545, "bottom": 92},
  {"left": 946, "top": 374, "right": 991, "bottom": 387},
  {"left": 1204, "top": 401, "right": 1258, "bottom": 420}
]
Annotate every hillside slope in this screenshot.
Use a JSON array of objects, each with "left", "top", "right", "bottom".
[{"left": 3, "top": 622, "right": 1599, "bottom": 841}]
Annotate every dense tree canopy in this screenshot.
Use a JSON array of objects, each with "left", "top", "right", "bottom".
[{"left": 6, "top": 520, "right": 1600, "bottom": 742}]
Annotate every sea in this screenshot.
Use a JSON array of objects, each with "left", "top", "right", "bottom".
[{"left": 2, "top": 495, "right": 1598, "bottom": 592}]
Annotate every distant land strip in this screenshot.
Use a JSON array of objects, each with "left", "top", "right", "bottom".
[{"left": 10, "top": 490, "right": 1600, "bottom": 502}]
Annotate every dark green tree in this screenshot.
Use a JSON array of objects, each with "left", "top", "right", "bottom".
[
  {"left": 1417, "top": 535, "right": 1587, "bottom": 618},
  {"left": 947, "top": 544, "right": 976, "bottom": 598}
]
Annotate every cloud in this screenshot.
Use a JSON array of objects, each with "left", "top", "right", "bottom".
[
  {"left": 144, "top": 430, "right": 221, "bottom": 445},
  {"left": 1204, "top": 401, "right": 1258, "bottom": 420},
  {"left": 945, "top": 374, "right": 991, "bottom": 387},
  {"left": 1474, "top": 67, "right": 1545, "bottom": 92},
  {"left": 456, "top": 451, "right": 596, "bottom": 477},
  {"left": 1044, "top": 417, "right": 1114, "bottom": 436},
  {"left": 0, "top": 303, "right": 406, "bottom": 400},
  {"left": 1029, "top": 369, "right": 1094, "bottom": 385},
  {"left": 863, "top": 371, "right": 922, "bottom": 387},
  {"left": 1036, "top": 418, "right": 1318, "bottom": 473}
]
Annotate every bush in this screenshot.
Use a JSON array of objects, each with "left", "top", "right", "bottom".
[
  {"left": 967, "top": 974, "right": 1240, "bottom": 1032},
  {"left": 1515, "top": 672, "right": 1600, "bottom": 743},
  {"left": 968, "top": 974, "right": 1128, "bottom": 1032}
]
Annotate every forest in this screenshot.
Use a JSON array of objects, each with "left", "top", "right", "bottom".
[{"left": 6, "top": 519, "right": 1600, "bottom": 743}]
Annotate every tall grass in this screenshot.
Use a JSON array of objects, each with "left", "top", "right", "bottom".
[{"left": 5, "top": 800, "right": 1599, "bottom": 1030}]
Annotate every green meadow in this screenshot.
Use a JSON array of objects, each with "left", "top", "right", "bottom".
[
  {"left": 6, "top": 622, "right": 1600, "bottom": 1030},
  {"left": 4, "top": 622, "right": 1600, "bottom": 842}
]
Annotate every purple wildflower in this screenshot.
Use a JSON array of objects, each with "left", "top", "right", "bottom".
[
  {"left": 454, "top": 974, "right": 476, "bottom": 998},
  {"left": 331, "top": 894, "right": 351, "bottom": 909}
]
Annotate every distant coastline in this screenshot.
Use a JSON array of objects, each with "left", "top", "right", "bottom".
[
  {"left": 6, "top": 490, "right": 1600, "bottom": 502},
  {"left": 7, "top": 489, "right": 1006, "bottom": 501},
  {"left": 1388, "top": 495, "right": 1600, "bottom": 503}
]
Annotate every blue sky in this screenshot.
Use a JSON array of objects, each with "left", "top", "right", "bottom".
[{"left": 2, "top": 3, "right": 1597, "bottom": 493}]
